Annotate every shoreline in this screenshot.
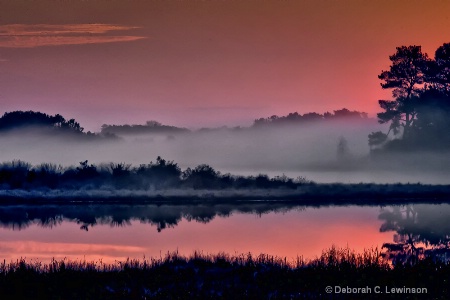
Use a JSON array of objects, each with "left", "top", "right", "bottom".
[{"left": 1, "top": 183, "right": 450, "bottom": 205}]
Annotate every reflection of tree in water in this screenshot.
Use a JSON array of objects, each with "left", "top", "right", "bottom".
[
  {"left": 183, "top": 205, "right": 231, "bottom": 224},
  {"left": 379, "top": 204, "right": 450, "bottom": 264},
  {"left": 37, "top": 215, "right": 64, "bottom": 229},
  {"left": 102, "top": 216, "right": 132, "bottom": 228},
  {"left": 0, "top": 208, "right": 33, "bottom": 230},
  {"left": 0, "top": 206, "right": 65, "bottom": 230},
  {"left": 0, "top": 203, "right": 305, "bottom": 233},
  {"left": 139, "top": 213, "right": 182, "bottom": 232}
]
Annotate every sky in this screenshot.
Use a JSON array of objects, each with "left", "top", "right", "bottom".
[{"left": 1, "top": 0, "right": 450, "bottom": 131}]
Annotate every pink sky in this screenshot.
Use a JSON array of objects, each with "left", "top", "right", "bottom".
[{"left": 1, "top": 0, "right": 450, "bottom": 131}]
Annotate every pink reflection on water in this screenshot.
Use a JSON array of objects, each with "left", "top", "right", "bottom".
[{"left": 0, "top": 206, "right": 392, "bottom": 263}]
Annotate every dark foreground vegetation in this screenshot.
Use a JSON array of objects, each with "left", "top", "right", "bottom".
[{"left": 0, "top": 247, "right": 447, "bottom": 299}]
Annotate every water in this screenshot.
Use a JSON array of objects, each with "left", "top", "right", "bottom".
[{"left": 0, "top": 203, "right": 448, "bottom": 263}]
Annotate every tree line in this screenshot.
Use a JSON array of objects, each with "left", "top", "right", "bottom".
[
  {"left": 253, "top": 108, "right": 368, "bottom": 127},
  {"left": 369, "top": 43, "right": 450, "bottom": 151},
  {"left": 0, "top": 109, "right": 370, "bottom": 138},
  {"left": 100, "top": 120, "right": 190, "bottom": 135},
  {"left": 0, "top": 157, "right": 309, "bottom": 191},
  {"left": 0, "top": 111, "right": 84, "bottom": 132},
  {"left": 0, "top": 111, "right": 118, "bottom": 139}
]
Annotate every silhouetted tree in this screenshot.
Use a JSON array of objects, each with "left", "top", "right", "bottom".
[
  {"left": 135, "top": 156, "right": 181, "bottom": 189},
  {"left": 368, "top": 131, "right": 388, "bottom": 150},
  {"left": 109, "top": 163, "right": 131, "bottom": 177},
  {"left": 0, "top": 111, "right": 84, "bottom": 133},
  {"left": 255, "top": 174, "right": 271, "bottom": 188},
  {"left": 377, "top": 46, "right": 431, "bottom": 137},
  {"left": 428, "top": 43, "right": 450, "bottom": 95},
  {"left": 328, "top": 108, "right": 368, "bottom": 120},
  {"left": 75, "top": 160, "right": 99, "bottom": 181},
  {"left": 28, "top": 163, "right": 62, "bottom": 188},
  {"left": 336, "top": 136, "right": 350, "bottom": 160},
  {"left": 62, "top": 118, "right": 84, "bottom": 132},
  {"left": 183, "top": 164, "right": 220, "bottom": 189},
  {"left": 371, "top": 43, "right": 450, "bottom": 151},
  {"left": 0, "top": 160, "right": 31, "bottom": 189}
]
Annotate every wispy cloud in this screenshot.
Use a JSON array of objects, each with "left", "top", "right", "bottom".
[
  {"left": 0, "top": 24, "right": 146, "bottom": 48},
  {"left": 0, "top": 35, "right": 145, "bottom": 48}
]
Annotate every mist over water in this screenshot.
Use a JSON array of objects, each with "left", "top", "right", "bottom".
[{"left": 1, "top": 119, "right": 450, "bottom": 184}]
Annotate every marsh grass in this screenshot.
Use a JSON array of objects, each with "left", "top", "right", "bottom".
[{"left": 0, "top": 246, "right": 448, "bottom": 299}]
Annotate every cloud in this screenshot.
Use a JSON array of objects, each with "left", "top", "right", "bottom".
[
  {"left": 0, "top": 35, "right": 146, "bottom": 48},
  {"left": 0, "top": 24, "right": 146, "bottom": 48}
]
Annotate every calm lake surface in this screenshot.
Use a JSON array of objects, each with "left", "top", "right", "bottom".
[{"left": 0, "top": 203, "right": 448, "bottom": 263}]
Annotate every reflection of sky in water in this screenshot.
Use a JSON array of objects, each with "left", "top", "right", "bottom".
[{"left": 0, "top": 205, "right": 398, "bottom": 263}]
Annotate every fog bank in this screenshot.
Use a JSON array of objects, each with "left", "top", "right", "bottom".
[{"left": 1, "top": 119, "right": 449, "bottom": 184}]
